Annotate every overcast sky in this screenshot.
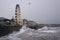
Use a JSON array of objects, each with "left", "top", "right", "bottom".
[{"left": 0, "top": 0, "right": 60, "bottom": 24}]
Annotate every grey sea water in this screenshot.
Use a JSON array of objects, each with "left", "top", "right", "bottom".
[{"left": 0, "top": 26, "right": 60, "bottom": 40}]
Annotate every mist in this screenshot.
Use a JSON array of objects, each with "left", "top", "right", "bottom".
[{"left": 0, "top": 0, "right": 60, "bottom": 24}]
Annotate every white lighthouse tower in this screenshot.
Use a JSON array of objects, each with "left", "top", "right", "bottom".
[{"left": 15, "top": 4, "right": 21, "bottom": 25}]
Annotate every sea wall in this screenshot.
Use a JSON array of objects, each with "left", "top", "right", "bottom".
[{"left": 0, "top": 25, "right": 21, "bottom": 37}]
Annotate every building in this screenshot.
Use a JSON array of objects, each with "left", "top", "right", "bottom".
[
  {"left": 0, "top": 17, "right": 10, "bottom": 26},
  {"left": 11, "top": 4, "right": 24, "bottom": 26},
  {"left": 15, "top": 4, "right": 21, "bottom": 25},
  {"left": 11, "top": 4, "right": 29, "bottom": 26}
]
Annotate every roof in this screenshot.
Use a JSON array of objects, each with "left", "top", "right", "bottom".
[
  {"left": 28, "top": 21, "right": 37, "bottom": 26},
  {"left": 0, "top": 17, "right": 9, "bottom": 21}
]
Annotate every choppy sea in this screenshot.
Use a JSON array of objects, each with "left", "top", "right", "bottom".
[{"left": 0, "top": 26, "right": 60, "bottom": 40}]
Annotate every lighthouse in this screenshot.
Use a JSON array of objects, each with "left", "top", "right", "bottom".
[{"left": 15, "top": 4, "right": 21, "bottom": 25}]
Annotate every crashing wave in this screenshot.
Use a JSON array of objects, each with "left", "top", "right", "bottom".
[
  {"left": 0, "top": 26, "right": 60, "bottom": 40},
  {"left": 0, "top": 26, "right": 28, "bottom": 40},
  {"left": 38, "top": 26, "right": 48, "bottom": 30}
]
